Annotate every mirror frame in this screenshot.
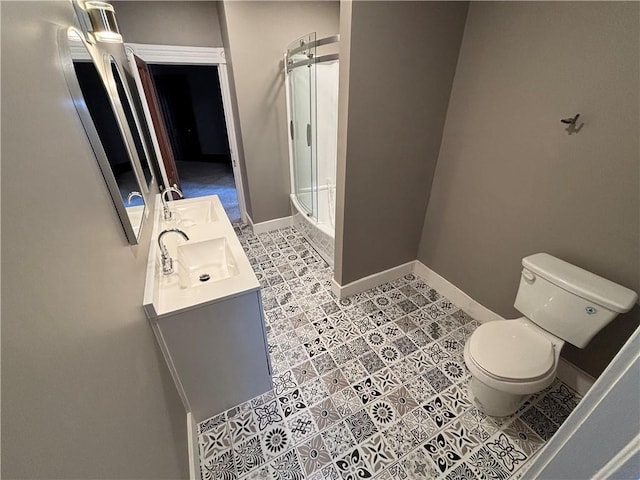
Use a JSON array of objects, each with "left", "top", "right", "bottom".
[{"left": 59, "top": 27, "right": 148, "bottom": 244}]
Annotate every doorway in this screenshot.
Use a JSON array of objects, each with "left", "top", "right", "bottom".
[
  {"left": 126, "top": 44, "right": 246, "bottom": 224},
  {"left": 150, "top": 64, "right": 240, "bottom": 221}
]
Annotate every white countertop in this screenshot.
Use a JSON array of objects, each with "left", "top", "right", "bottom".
[{"left": 143, "top": 195, "right": 260, "bottom": 320}]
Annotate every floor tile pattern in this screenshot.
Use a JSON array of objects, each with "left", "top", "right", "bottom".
[{"left": 198, "top": 225, "right": 582, "bottom": 480}]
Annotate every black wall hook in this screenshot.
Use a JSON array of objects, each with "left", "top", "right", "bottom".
[{"left": 561, "top": 114, "right": 580, "bottom": 125}]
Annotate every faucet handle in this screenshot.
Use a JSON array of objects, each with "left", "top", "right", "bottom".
[
  {"left": 163, "top": 204, "right": 175, "bottom": 222},
  {"left": 161, "top": 252, "right": 174, "bottom": 275}
]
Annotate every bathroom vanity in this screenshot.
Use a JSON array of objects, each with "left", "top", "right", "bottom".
[{"left": 143, "top": 195, "right": 271, "bottom": 422}]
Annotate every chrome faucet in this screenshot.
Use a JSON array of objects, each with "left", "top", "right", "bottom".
[
  {"left": 127, "top": 191, "right": 142, "bottom": 205},
  {"left": 161, "top": 185, "right": 183, "bottom": 221},
  {"left": 158, "top": 228, "right": 189, "bottom": 275}
]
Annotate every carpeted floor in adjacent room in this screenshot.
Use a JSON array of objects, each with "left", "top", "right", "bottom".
[{"left": 177, "top": 160, "right": 241, "bottom": 222}]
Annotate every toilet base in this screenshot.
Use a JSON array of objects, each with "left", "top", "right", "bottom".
[{"left": 470, "top": 376, "right": 528, "bottom": 417}]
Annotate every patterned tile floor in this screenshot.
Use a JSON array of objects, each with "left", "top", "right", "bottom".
[{"left": 198, "top": 225, "right": 582, "bottom": 480}]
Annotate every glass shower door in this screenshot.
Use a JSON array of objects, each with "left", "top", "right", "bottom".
[{"left": 287, "top": 33, "right": 317, "bottom": 218}]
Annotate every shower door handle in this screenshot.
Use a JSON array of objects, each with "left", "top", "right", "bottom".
[
  {"left": 290, "top": 121, "right": 294, "bottom": 140},
  {"left": 306, "top": 123, "right": 311, "bottom": 147}
]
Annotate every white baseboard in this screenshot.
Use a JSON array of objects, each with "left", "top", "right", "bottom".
[
  {"left": 187, "top": 412, "right": 199, "bottom": 480},
  {"left": 331, "top": 261, "right": 415, "bottom": 299},
  {"left": 247, "top": 214, "right": 292, "bottom": 234},
  {"left": 556, "top": 358, "right": 595, "bottom": 396},
  {"left": 412, "top": 261, "right": 504, "bottom": 323}
]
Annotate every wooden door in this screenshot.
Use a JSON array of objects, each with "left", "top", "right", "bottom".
[{"left": 133, "top": 54, "right": 181, "bottom": 193}]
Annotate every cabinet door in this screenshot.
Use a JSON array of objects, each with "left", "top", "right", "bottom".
[{"left": 157, "top": 291, "right": 271, "bottom": 422}]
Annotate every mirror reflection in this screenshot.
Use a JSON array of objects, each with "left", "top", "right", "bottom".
[
  {"left": 109, "top": 58, "right": 155, "bottom": 191},
  {"left": 61, "top": 28, "right": 147, "bottom": 243}
]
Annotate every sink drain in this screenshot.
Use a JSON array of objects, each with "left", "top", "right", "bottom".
[{"left": 199, "top": 273, "right": 211, "bottom": 282}]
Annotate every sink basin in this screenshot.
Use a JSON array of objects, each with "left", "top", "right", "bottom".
[
  {"left": 177, "top": 237, "right": 240, "bottom": 288},
  {"left": 144, "top": 193, "right": 260, "bottom": 319},
  {"left": 172, "top": 199, "right": 218, "bottom": 226}
]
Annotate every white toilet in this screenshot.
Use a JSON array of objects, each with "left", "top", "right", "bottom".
[{"left": 464, "top": 253, "right": 637, "bottom": 417}]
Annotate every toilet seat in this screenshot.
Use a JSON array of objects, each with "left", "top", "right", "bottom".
[{"left": 467, "top": 320, "right": 555, "bottom": 382}]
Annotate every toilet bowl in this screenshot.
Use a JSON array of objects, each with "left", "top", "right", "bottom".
[
  {"left": 464, "top": 253, "right": 637, "bottom": 417},
  {"left": 463, "top": 318, "right": 563, "bottom": 416}
]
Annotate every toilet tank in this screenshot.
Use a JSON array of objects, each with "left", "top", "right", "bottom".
[{"left": 514, "top": 253, "right": 638, "bottom": 348}]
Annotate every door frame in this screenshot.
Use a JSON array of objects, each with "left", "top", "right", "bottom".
[
  {"left": 522, "top": 324, "right": 640, "bottom": 479},
  {"left": 125, "top": 43, "right": 247, "bottom": 223}
]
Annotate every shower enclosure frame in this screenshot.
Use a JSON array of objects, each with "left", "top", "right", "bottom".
[{"left": 284, "top": 33, "right": 339, "bottom": 267}]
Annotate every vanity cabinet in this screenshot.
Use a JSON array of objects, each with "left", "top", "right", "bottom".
[
  {"left": 153, "top": 290, "right": 272, "bottom": 423},
  {"left": 143, "top": 195, "right": 273, "bottom": 423}
]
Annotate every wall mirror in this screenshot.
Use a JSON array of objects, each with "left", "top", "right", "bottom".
[{"left": 59, "top": 27, "right": 148, "bottom": 244}]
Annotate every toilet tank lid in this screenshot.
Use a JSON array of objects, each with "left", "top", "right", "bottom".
[{"left": 522, "top": 253, "right": 638, "bottom": 313}]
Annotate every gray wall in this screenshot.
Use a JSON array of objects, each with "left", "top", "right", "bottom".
[
  {"left": 111, "top": 1, "right": 223, "bottom": 47},
  {"left": 418, "top": 1, "right": 640, "bottom": 377},
  {"left": 217, "top": 1, "right": 253, "bottom": 217},
  {"left": 1, "top": 2, "right": 188, "bottom": 478},
  {"left": 335, "top": 1, "right": 469, "bottom": 285},
  {"left": 220, "top": 1, "right": 340, "bottom": 223}
]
